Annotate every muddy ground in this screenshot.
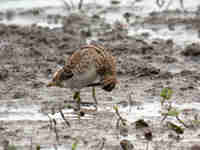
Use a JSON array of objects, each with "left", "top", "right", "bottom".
[{"left": 1, "top": 4, "right": 200, "bottom": 150}]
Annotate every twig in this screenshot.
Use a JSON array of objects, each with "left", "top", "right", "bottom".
[
  {"left": 114, "top": 106, "right": 126, "bottom": 125},
  {"left": 46, "top": 114, "right": 53, "bottom": 130},
  {"left": 179, "top": 0, "right": 185, "bottom": 11},
  {"left": 165, "top": 0, "right": 185, "bottom": 11},
  {"left": 165, "top": 0, "right": 173, "bottom": 10},
  {"left": 59, "top": 107, "right": 71, "bottom": 127},
  {"left": 52, "top": 118, "right": 59, "bottom": 142},
  {"left": 78, "top": 0, "right": 84, "bottom": 10},
  {"left": 60, "top": 0, "right": 72, "bottom": 10},
  {"left": 30, "top": 136, "right": 33, "bottom": 150},
  {"left": 116, "top": 118, "right": 120, "bottom": 129},
  {"left": 176, "top": 116, "right": 189, "bottom": 128},
  {"left": 69, "top": 0, "right": 75, "bottom": 9},
  {"left": 97, "top": 138, "right": 106, "bottom": 150},
  {"left": 156, "top": 0, "right": 165, "bottom": 9}
]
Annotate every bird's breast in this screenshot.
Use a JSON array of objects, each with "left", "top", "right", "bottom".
[{"left": 63, "top": 64, "right": 99, "bottom": 89}]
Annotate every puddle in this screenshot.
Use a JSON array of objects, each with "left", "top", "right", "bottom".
[
  {"left": 174, "top": 102, "right": 200, "bottom": 111},
  {"left": 37, "top": 22, "right": 63, "bottom": 29},
  {"left": 0, "top": 0, "right": 200, "bottom": 46},
  {"left": 48, "top": 106, "right": 94, "bottom": 121},
  {"left": 118, "top": 99, "right": 162, "bottom": 123},
  {"left": 0, "top": 100, "right": 47, "bottom": 121},
  {"left": 41, "top": 145, "right": 71, "bottom": 150},
  {"left": 129, "top": 24, "right": 200, "bottom": 47},
  {"left": 0, "top": 93, "right": 199, "bottom": 123},
  {"left": 166, "top": 64, "right": 184, "bottom": 74},
  {"left": 0, "top": 0, "right": 63, "bottom": 10},
  {"left": 0, "top": 11, "right": 64, "bottom": 28},
  {"left": 112, "top": 96, "right": 200, "bottom": 123},
  {"left": 1, "top": 0, "right": 199, "bottom": 12},
  {"left": 0, "top": 100, "right": 94, "bottom": 121}
]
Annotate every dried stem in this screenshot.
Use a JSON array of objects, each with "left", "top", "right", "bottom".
[
  {"left": 53, "top": 118, "right": 59, "bottom": 142},
  {"left": 30, "top": 136, "right": 33, "bottom": 150},
  {"left": 78, "top": 0, "right": 84, "bottom": 10},
  {"left": 114, "top": 106, "right": 126, "bottom": 125},
  {"left": 176, "top": 116, "right": 189, "bottom": 128},
  {"left": 156, "top": 0, "right": 165, "bottom": 8},
  {"left": 161, "top": 114, "right": 168, "bottom": 123},
  {"left": 46, "top": 114, "right": 53, "bottom": 130},
  {"left": 61, "top": 0, "right": 72, "bottom": 10},
  {"left": 69, "top": 0, "right": 75, "bottom": 9},
  {"left": 59, "top": 107, "right": 71, "bottom": 127},
  {"left": 179, "top": 0, "right": 185, "bottom": 11},
  {"left": 165, "top": 0, "right": 173, "bottom": 10},
  {"left": 98, "top": 138, "right": 106, "bottom": 150}
]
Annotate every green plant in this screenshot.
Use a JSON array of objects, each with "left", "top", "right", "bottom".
[
  {"left": 160, "top": 87, "right": 173, "bottom": 105},
  {"left": 72, "top": 139, "right": 78, "bottom": 150},
  {"left": 167, "top": 121, "right": 184, "bottom": 135},
  {"left": 160, "top": 88, "right": 189, "bottom": 128},
  {"left": 161, "top": 108, "right": 188, "bottom": 127},
  {"left": 36, "top": 145, "right": 41, "bottom": 150},
  {"left": 113, "top": 105, "right": 127, "bottom": 126}
]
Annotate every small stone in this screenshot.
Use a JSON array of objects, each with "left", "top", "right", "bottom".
[
  {"left": 182, "top": 43, "right": 200, "bottom": 56},
  {"left": 0, "top": 67, "right": 8, "bottom": 80},
  {"left": 143, "top": 128, "right": 153, "bottom": 141},
  {"left": 191, "top": 145, "right": 200, "bottom": 150}
]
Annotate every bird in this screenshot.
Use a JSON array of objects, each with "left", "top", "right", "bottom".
[{"left": 47, "top": 44, "right": 118, "bottom": 111}]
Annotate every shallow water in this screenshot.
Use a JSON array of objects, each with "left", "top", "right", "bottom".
[
  {"left": 129, "top": 23, "right": 200, "bottom": 47},
  {"left": 0, "top": 79, "right": 196, "bottom": 124},
  {"left": 1, "top": 0, "right": 200, "bottom": 46},
  {"left": 41, "top": 145, "right": 71, "bottom": 150},
  {"left": 1, "top": 0, "right": 199, "bottom": 11},
  {"left": 0, "top": 99, "right": 94, "bottom": 121},
  {"left": 0, "top": 0, "right": 63, "bottom": 10},
  {"left": 116, "top": 96, "right": 200, "bottom": 123}
]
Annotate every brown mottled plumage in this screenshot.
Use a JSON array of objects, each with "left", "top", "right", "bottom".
[{"left": 47, "top": 44, "right": 117, "bottom": 110}]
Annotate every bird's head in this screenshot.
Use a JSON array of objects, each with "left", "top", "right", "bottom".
[
  {"left": 102, "top": 75, "right": 118, "bottom": 92},
  {"left": 47, "top": 68, "right": 65, "bottom": 88}
]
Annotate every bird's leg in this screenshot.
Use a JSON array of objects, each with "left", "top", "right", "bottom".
[
  {"left": 92, "top": 87, "right": 98, "bottom": 110},
  {"left": 73, "top": 91, "right": 81, "bottom": 111}
]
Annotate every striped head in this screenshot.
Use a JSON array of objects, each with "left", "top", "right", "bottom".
[
  {"left": 101, "top": 75, "right": 118, "bottom": 92},
  {"left": 47, "top": 68, "right": 66, "bottom": 87}
]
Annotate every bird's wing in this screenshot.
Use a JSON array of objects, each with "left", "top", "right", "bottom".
[
  {"left": 64, "top": 48, "right": 95, "bottom": 75},
  {"left": 64, "top": 49, "right": 82, "bottom": 71}
]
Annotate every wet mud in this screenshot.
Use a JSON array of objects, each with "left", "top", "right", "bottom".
[{"left": 0, "top": 2, "right": 200, "bottom": 150}]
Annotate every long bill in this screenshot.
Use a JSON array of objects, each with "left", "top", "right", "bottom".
[
  {"left": 47, "top": 81, "right": 101, "bottom": 88},
  {"left": 47, "top": 81, "right": 64, "bottom": 88},
  {"left": 47, "top": 81, "right": 57, "bottom": 87},
  {"left": 86, "top": 82, "right": 101, "bottom": 87}
]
